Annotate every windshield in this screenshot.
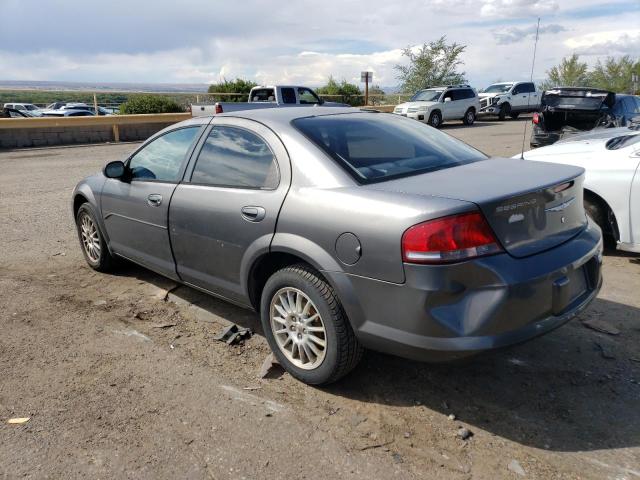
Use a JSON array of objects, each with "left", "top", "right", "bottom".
[
  {"left": 293, "top": 113, "right": 487, "bottom": 184},
  {"left": 410, "top": 90, "right": 443, "bottom": 102},
  {"left": 25, "top": 105, "right": 39, "bottom": 111},
  {"left": 484, "top": 84, "right": 513, "bottom": 93}
]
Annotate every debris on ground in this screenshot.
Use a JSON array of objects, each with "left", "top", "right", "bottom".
[
  {"left": 7, "top": 417, "right": 30, "bottom": 424},
  {"left": 448, "top": 414, "right": 456, "bottom": 421},
  {"left": 582, "top": 318, "right": 620, "bottom": 335},
  {"left": 360, "top": 440, "right": 393, "bottom": 451},
  {"left": 92, "top": 300, "right": 107, "bottom": 307},
  {"left": 154, "top": 284, "right": 179, "bottom": 301},
  {"left": 214, "top": 324, "right": 252, "bottom": 345},
  {"left": 151, "top": 322, "right": 177, "bottom": 329},
  {"left": 243, "top": 386, "right": 261, "bottom": 391},
  {"left": 392, "top": 452, "right": 404, "bottom": 463},
  {"left": 258, "top": 353, "right": 285, "bottom": 379},
  {"left": 456, "top": 427, "right": 473, "bottom": 440},
  {"left": 594, "top": 342, "right": 615, "bottom": 359},
  {"left": 508, "top": 459, "right": 526, "bottom": 476},
  {"left": 51, "top": 252, "right": 66, "bottom": 257}
]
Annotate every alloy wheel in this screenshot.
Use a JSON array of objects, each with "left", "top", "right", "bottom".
[
  {"left": 270, "top": 287, "right": 327, "bottom": 370},
  {"left": 80, "top": 213, "right": 101, "bottom": 263}
]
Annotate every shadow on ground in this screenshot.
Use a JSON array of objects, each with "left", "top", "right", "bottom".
[{"left": 111, "top": 262, "right": 640, "bottom": 454}]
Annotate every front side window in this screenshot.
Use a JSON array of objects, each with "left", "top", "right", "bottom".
[
  {"left": 293, "top": 113, "right": 487, "bottom": 183},
  {"left": 128, "top": 127, "right": 200, "bottom": 182},
  {"left": 297, "top": 87, "right": 320, "bottom": 104},
  {"left": 191, "top": 126, "right": 279, "bottom": 189}
]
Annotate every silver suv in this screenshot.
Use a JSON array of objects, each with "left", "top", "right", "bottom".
[{"left": 393, "top": 85, "right": 481, "bottom": 128}]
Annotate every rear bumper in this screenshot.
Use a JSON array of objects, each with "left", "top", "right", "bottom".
[
  {"left": 530, "top": 130, "right": 561, "bottom": 148},
  {"left": 329, "top": 220, "right": 603, "bottom": 362}
]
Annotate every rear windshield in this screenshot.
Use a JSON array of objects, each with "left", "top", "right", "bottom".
[
  {"left": 250, "top": 88, "right": 276, "bottom": 102},
  {"left": 292, "top": 113, "right": 487, "bottom": 183}
]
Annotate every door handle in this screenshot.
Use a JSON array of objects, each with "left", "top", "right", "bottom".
[
  {"left": 241, "top": 206, "right": 266, "bottom": 222},
  {"left": 147, "top": 194, "right": 163, "bottom": 207}
]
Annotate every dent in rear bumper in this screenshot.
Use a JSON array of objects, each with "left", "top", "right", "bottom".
[{"left": 326, "top": 221, "right": 603, "bottom": 362}]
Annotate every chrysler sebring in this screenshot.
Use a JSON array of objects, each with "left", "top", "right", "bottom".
[{"left": 72, "top": 107, "right": 603, "bottom": 385}]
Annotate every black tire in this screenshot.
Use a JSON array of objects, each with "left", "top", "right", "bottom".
[
  {"left": 260, "top": 264, "right": 363, "bottom": 385},
  {"left": 462, "top": 108, "right": 476, "bottom": 125},
  {"left": 75, "top": 203, "right": 118, "bottom": 272},
  {"left": 498, "top": 103, "right": 511, "bottom": 120},
  {"left": 509, "top": 112, "right": 520, "bottom": 119},
  {"left": 428, "top": 110, "right": 442, "bottom": 128},
  {"left": 584, "top": 195, "right": 616, "bottom": 248}
]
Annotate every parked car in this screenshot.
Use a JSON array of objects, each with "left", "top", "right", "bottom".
[
  {"left": 61, "top": 103, "right": 111, "bottom": 115},
  {"left": 392, "top": 85, "right": 480, "bottom": 127},
  {"left": 519, "top": 126, "right": 640, "bottom": 253},
  {"left": 478, "top": 81, "right": 540, "bottom": 120},
  {"left": 191, "top": 85, "right": 348, "bottom": 116},
  {"left": 72, "top": 107, "right": 602, "bottom": 385},
  {"left": 3, "top": 103, "right": 43, "bottom": 116},
  {"left": 529, "top": 88, "right": 640, "bottom": 148},
  {"left": 1, "top": 107, "right": 38, "bottom": 118}
]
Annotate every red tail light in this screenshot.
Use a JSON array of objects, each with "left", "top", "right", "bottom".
[
  {"left": 215, "top": 103, "right": 223, "bottom": 114},
  {"left": 402, "top": 212, "right": 502, "bottom": 264},
  {"left": 532, "top": 112, "right": 539, "bottom": 124}
]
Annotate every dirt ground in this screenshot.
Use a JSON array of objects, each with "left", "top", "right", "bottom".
[{"left": 1, "top": 118, "right": 639, "bottom": 479}]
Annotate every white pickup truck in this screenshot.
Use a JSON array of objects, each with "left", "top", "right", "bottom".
[
  {"left": 191, "top": 85, "right": 349, "bottom": 116},
  {"left": 478, "top": 81, "right": 541, "bottom": 120}
]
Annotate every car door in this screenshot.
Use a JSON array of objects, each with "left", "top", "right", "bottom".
[
  {"left": 100, "top": 126, "right": 203, "bottom": 279},
  {"left": 169, "top": 118, "right": 291, "bottom": 304},
  {"left": 510, "top": 84, "right": 527, "bottom": 111},
  {"left": 441, "top": 90, "right": 458, "bottom": 119}
]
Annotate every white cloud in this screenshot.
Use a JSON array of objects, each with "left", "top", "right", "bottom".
[
  {"left": 492, "top": 24, "right": 567, "bottom": 45},
  {"left": 565, "top": 30, "right": 640, "bottom": 56},
  {"left": 479, "top": 0, "right": 559, "bottom": 17}
]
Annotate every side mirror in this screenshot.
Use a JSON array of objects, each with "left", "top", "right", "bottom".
[
  {"left": 104, "top": 160, "right": 126, "bottom": 179},
  {"left": 444, "top": 97, "right": 452, "bottom": 102}
]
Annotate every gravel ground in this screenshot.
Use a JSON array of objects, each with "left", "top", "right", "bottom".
[{"left": 1, "top": 118, "right": 639, "bottom": 479}]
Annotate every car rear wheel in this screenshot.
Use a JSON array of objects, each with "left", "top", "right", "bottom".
[
  {"left": 76, "top": 203, "right": 118, "bottom": 272},
  {"left": 428, "top": 111, "right": 442, "bottom": 128},
  {"left": 584, "top": 195, "right": 616, "bottom": 248},
  {"left": 498, "top": 103, "right": 511, "bottom": 120},
  {"left": 260, "top": 264, "right": 363, "bottom": 385},
  {"left": 463, "top": 108, "right": 476, "bottom": 125}
]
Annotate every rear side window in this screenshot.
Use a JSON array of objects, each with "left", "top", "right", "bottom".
[
  {"left": 191, "top": 126, "right": 279, "bottom": 189},
  {"left": 128, "top": 127, "right": 200, "bottom": 182},
  {"left": 251, "top": 88, "right": 275, "bottom": 102},
  {"left": 281, "top": 88, "right": 296, "bottom": 104},
  {"left": 293, "top": 113, "right": 487, "bottom": 184}
]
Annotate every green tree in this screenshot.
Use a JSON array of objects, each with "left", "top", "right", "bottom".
[
  {"left": 316, "top": 76, "right": 363, "bottom": 105},
  {"left": 118, "top": 95, "right": 184, "bottom": 114},
  {"left": 208, "top": 78, "right": 257, "bottom": 102},
  {"left": 541, "top": 54, "right": 590, "bottom": 89},
  {"left": 367, "top": 85, "right": 386, "bottom": 105},
  {"left": 394, "top": 36, "right": 467, "bottom": 93},
  {"left": 589, "top": 56, "right": 640, "bottom": 93}
]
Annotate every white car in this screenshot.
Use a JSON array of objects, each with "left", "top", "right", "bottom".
[
  {"left": 517, "top": 127, "right": 640, "bottom": 253},
  {"left": 3, "top": 103, "right": 43, "bottom": 116},
  {"left": 393, "top": 85, "right": 480, "bottom": 128},
  {"left": 479, "top": 82, "right": 540, "bottom": 120}
]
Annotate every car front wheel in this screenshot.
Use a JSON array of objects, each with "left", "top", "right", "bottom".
[
  {"left": 260, "top": 264, "right": 363, "bottom": 385},
  {"left": 76, "top": 203, "right": 118, "bottom": 272},
  {"left": 428, "top": 111, "right": 442, "bottom": 128},
  {"left": 498, "top": 103, "right": 511, "bottom": 120}
]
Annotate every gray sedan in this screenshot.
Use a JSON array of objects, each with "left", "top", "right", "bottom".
[{"left": 72, "top": 107, "right": 603, "bottom": 385}]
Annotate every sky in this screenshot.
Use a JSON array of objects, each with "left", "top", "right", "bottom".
[{"left": 0, "top": 0, "right": 638, "bottom": 90}]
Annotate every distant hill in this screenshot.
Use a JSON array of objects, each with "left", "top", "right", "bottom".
[{"left": 0, "top": 80, "right": 210, "bottom": 93}]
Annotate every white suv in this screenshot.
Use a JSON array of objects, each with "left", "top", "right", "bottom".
[
  {"left": 478, "top": 82, "right": 540, "bottom": 120},
  {"left": 393, "top": 85, "right": 480, "bottom": 128}
]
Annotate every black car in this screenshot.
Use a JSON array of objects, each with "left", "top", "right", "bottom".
[{"left": 530, "top": 87, "right": 640, "bottom": 148}]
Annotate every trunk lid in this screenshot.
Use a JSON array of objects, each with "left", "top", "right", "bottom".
[
  {"left": 539, "top": 88, "right": 616, "bottom": 133},
  {"left": 365, "top": 158, "right": 587, "bottom": 258}
]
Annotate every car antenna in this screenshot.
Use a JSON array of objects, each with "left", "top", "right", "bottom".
[{"left": 520, "top": 17, "right": 541, "bottom": 160}]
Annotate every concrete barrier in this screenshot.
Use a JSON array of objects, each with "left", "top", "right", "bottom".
[{"left": 0, "top": 113, "right": 191, "bottom": 148}]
